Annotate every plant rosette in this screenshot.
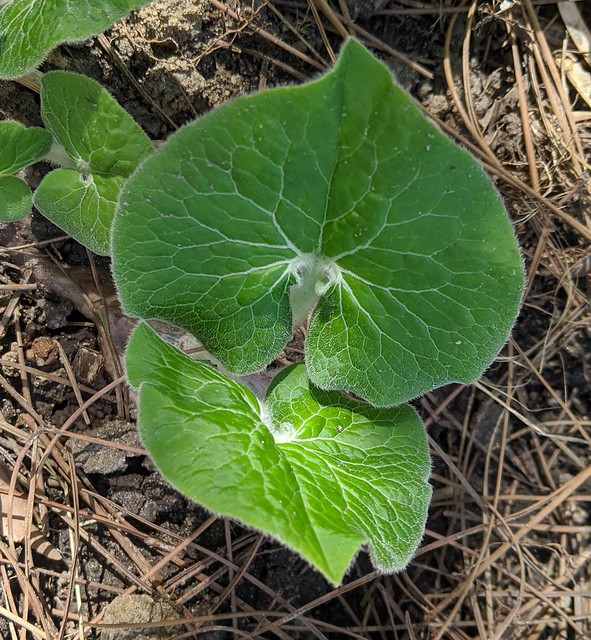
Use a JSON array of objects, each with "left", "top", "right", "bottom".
[
  {"left": 33, "top": 71, "right": 153, "bottom": 255},
  {"left": 112, "top": 38, "right": 524, "bottom": 583}
]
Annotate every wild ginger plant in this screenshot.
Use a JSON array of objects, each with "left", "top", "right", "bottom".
[
  {"left": 34, "top": 71, "right": 153, "bottom": 255},
  {"left": 0, "top": 23, "right": 524, "bottom": 584},
  {"left": 110, "top": 39, "right": 524, "bottom": 584},
  {"left": 0, "top": 0, "right": 153, "bottom": 251}
]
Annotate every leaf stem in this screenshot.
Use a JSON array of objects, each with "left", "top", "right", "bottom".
[
  {"left": 44, "top": 143, "right": 77, "bottom": 169},
  {"left": 289, "top": 254, "right": 340, "bottom": 329}
]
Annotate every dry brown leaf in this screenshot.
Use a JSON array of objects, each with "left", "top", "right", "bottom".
[
  {"left": 557, "top": 52, "right": 591, "bottom": 109},
  {"left": 0, "top": 463, "right": 62, "bottom": 562},
  {"left": 558, "top": 1, "right": 591, "bottom": 66}
]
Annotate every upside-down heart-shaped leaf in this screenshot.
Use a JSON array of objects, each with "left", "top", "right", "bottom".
[
  {"left": 34, "top": 71, "right": 153, "bottom": 255},
  {"left": 113, "top": 38, "right": 524, "bottom": 406},
  {"left": 127, "top": 322, "right": 431, "bottom": 585},
  {"left": 0, "top": 0, "right": 149, "bottom": 79}
]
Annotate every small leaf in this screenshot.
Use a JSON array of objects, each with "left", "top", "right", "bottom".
[
  {"left": 113, "top": 38, "right": 524, "bottom": 406},
  {"left": 0, "top": 0, "right": 149, "bottom": 79},
  {"left": 0, "top": 121, "right": 51, "bottom": 174},
  {"left": 34, "top": 71, "right": 152, "bottom": 255},
  {"left": 127, "top": 323, "right": 431, "bottom": 585},
  {"left": 0, "top": 175, "right": 33, "bottom": 221}
]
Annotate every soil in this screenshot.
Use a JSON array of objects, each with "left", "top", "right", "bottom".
[{"left": 1, "top": 1, "right": 591, "bottom": 639}]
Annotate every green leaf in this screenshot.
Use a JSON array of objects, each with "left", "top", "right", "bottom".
[
  {"left": 0, "top": 121, "right": 52, "bottom": 174},
  {"left": 113, "top": 38, "right": 524, "bottom": 406},
  {"left": 34, "top": 71, "right": 153, "bottom": 255},
  {"left": 0, "top": 0, "right": 149, "bottom": 79},
  {"left": 0, "top": 175, "right": 33, "bottom": 221},
  {"left": 127, "top": 322, "right": 431, "bottom": 585}
]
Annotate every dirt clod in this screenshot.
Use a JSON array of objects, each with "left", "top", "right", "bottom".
[{"left": 100, "top": 594, "right": 180, "bottom": 640}]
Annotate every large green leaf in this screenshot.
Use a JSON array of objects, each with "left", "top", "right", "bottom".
[
  {"left": 34, "top": 71, "right": 153, "bottom": 255},
  {"left": 113, "top": 38, "right": 524, "bottom": 406},
  {"left": 127, "top": 322, "right": 431, "bottom": 585},
  {"left": 0, "top": 0, "right": 149, "bottom": 79},
  {"left": 0, "top": 121, "right": 52, "bottom": 174}
]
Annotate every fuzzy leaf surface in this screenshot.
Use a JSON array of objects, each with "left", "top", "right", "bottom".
[
  {"left": 34, "top": 71, "right": 152, "bottom": 255},
  {"left": 113, "top": 38, "right": 524, "bottom": 406},
  {"left": 0, "top": 0, "right": 148, "bottom": 79},
  {"left": 127, "top": 322, "right": 431, "bottom": 585},
  {"left": 0, "top": 175, "right": 32, "bottom": 221},
  {"left": 0, "top": 122, "right": 51, "bottom": 174}
]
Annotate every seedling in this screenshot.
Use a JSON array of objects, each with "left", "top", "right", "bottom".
[
  {"left": 0, "top": 2, "right": 152, "bottom": 238},
  {"left": 0, "top": 0, "right": 149, "bottom": 79},
  {"left": 0, "top": 33, "right": 524, "bottom": 584},
  {"left": 112, "top": 39, "right": 524, "bottom": 584},
  {"left": 34, "top": 71, "right": 153, "bottom": 255}
]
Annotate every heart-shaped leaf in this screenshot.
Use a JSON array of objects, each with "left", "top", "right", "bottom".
[
  {"left": 127, "top": 322, "right": 431, "bottom": 585},
  {"left": 34, "top": 71, "right": 153, "bottom": 255},
  {"left": 113, "top": 38, "right": 524, "bottom": 406},
  {"left": 0, "top": 0, "right": 149, "bottom": 79}
]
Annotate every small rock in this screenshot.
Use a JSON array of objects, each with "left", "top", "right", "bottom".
[
  {"left": 1, "top": 346, "right": 19, "bottom": 377},
  {"left": 424, "top": 94, "right": 449, "bottom": 118},
  {"left": 68, "top": 420, "right": 140, "bottom": 475},
  {"left": 27, "top": 336, "right": 59, "bottom": 366},
  {"left": 38, "top": 298, "right": 73, "bottom": 330},
  {"left": 101, "top": 594, "right": 181, "bottom": 640},
  {"left": 73, "top": 346, "right": 105, "bottom": 387}
]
